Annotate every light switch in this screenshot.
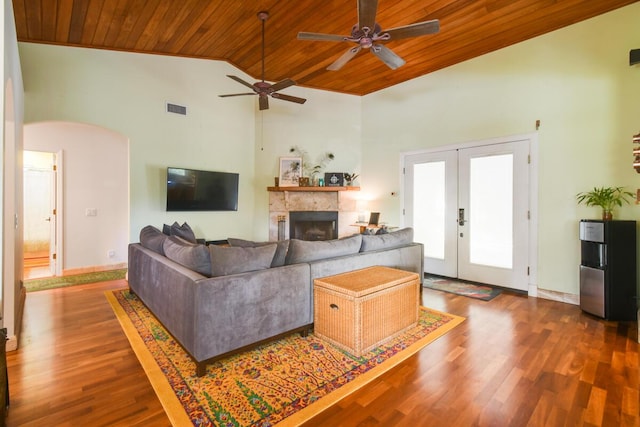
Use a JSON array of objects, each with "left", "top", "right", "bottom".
[{"left": 85, "top": 208, "right": 97, "bottom": 216}]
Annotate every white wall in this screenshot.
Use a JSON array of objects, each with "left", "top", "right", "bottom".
[
  {"left": 362, "top": 3, "right": 640, "bottom": 296},
  {"left": 24, "top": 122, "right": 129, "bottom": 270},
  {"left": 2, "top": 0, "right": 25, "bottom": 348}
]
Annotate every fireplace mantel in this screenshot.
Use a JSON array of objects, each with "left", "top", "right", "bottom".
[
  {"left": 268, "top": 186, "right": 360, "bottom": 240},
  {"left": 267, "top": 186, "right": 360, "bottom": 192}
]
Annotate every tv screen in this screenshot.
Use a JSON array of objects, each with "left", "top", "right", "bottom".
[{"left": 166, "top": 167, "right": 239, "bottom": 211}]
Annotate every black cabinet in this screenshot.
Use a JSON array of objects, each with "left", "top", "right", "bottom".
[{"left": 579, "top": 220, "right": 637, "bottom": 320}]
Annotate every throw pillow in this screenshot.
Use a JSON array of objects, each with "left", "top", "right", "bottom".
[
  {"left": 209, "top": 244, "right": 277, "bottom": 277},
  {"left": 169, "top": 221, "right": 197, "bottom": 243},
  {"left": 285, "top": 234, "right": 362, "bottom": 265},
  {"left": 360, "top": 227, "right": 414, "bottom": 252},
  {"left": 227, "top": 238, "right": 290, "bottom": 267},
  {"left": 139, "top": 225, "right": 167, "bottom": 255},
  {"left": 162, "top": 235, "right": 211, "bottom": 276}
]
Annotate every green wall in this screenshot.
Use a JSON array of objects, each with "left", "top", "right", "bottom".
[{"left": 362, "top": 3, "right": 640, "bottom": 295}]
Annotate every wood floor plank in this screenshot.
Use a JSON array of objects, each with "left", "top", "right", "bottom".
[{"left": 4, "top": 280, "right": 639, "bottom": 426}]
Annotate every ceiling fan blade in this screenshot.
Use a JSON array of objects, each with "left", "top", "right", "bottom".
[
  {"left": 270, "top": 78, "right": 296, "bottom": 92},
  {"left": 271, "top": 93, "right": 307, "bottom": 104},
  {"left": 358, "top": 0, "right": 378, "bottom": 32},
  {"left": 218, "top": 93, "right": 256, "bottom": 98},
  {"left": 297, "top": 32, "right": 346, "bottom": 42},
  {"left": 226, "top": 75, "right": 256, "bottom": 90},
  {"left": 222, "top": 13, "right": 304, "bottom": 111},
  {"left": 371, "top": 44, "right": 405, "bottom": 70},
  {"left": 259, "top": 95, "right": 269, "bottom": 110},
  {"left": 327, "top": 46, "right": 361, "bottom": 71},
  {"left": 384, "top": 19, "right": 440, "bottom": 40}
]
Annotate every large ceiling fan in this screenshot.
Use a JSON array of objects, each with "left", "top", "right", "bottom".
[
  {"left": 298, "top": 0, "right": 440, "bottom": 71},
  {"left": 219, "top": 11, "right": 306, "bottom": 110}
]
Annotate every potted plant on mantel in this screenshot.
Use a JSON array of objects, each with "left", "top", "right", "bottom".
[
  {"left": 289, "top": 146, "right": 334, "bottom": 186},
  {"left": 576, "top": 186, "right": 635, "bottom": 220}
]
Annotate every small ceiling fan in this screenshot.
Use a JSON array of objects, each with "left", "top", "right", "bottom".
[
  {"left": 298, "top": 0, "right": 440, "bottom": 71},
  {"left": 219, "top": 11, "right": 306, "bottom": 111}
]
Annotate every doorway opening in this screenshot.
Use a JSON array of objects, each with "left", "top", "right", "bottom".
[{"left": 23, "top": 151, "right": 59, "bottom": 280}]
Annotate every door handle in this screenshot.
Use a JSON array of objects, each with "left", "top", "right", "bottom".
[{"left": 458, "top": 208, "right": 466, "bottom": 226}]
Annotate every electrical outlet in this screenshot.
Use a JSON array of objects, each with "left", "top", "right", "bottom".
[
  {"left": 108, "top": 250, "right": 115, "bottom": 258},
  {"left": 85, "top": 208, "right": 98, "bottom": 217}
]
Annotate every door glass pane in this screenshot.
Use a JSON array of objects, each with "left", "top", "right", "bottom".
[
  {"left": 414, "top": 162, "right": 445, "bottom": 259},
  {"left": 469, "top": 154, "right": 512, "bottom": 268}
]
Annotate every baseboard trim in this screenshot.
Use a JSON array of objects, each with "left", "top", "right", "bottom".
[
  {"left": 7, "top": 285, "right": 28, "bottom": 352},
  {"left": 6, "top": 335, "right": 18, "bottom": 352},
  {"left": 535, "top": 287, "right": 579, "bottom": 306},
  {"left": 63, "top": 263, "right": 127, "bottom": 276}
]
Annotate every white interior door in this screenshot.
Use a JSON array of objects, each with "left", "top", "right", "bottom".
[{"left": 404, "top": 138, "right": 530, "bottom": 291}]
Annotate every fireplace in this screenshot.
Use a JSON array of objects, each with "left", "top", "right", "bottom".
[
  {"left": 290, "top": 211, "right": 338, "bottom": 241},
  {"left": 268, "top": 187, "right": 359, "bottom": 241}
]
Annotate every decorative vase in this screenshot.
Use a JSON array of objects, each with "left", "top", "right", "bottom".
[{"left": 602, "top": 210, "right": 613, "bottom": 221}]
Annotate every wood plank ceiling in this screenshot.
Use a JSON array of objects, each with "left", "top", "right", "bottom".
[{"left": 12, "top": 0, "right": 640, "bottom": 96}]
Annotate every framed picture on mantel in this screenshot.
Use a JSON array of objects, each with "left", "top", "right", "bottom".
[
  {"left": 324, "top": 172, "right": 344, "bottom": 187},
  {"left": 278, "top": 157, "right": 302, "bottom": 187}
]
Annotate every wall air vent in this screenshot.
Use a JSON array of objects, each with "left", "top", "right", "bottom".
[
  {"left": 166, "top": 103, "right": 187, "bottom": 115},
  {"left": 630, "top": 49, "right": 640, "bottom": 66}
]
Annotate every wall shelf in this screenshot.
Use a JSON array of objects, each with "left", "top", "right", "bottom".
[{"left": 267, "top": 186, "right": 360, "bottom": 192}]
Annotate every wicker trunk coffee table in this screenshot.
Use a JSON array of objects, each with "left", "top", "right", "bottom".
[{"left": 313, "top": 266, "right": 420, "bottom": 356}]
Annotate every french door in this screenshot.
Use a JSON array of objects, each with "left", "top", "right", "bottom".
[{"left": 404, "top": 139, "right": 530, "bottom": 291}]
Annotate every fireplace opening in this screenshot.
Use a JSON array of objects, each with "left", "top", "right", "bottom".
[{"left": 289, "top": 211, "right": 338, "bottom": 241}]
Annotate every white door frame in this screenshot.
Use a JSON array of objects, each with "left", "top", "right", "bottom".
[
  {"left": 400, "top": 132, "right": 539, "bottom": 296},
  {"left": 53, "top": 150, "right": 63, "bottom": 276}
]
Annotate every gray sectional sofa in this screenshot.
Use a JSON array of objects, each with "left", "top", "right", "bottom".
[{"left": 127, "top": 225, "right": 424, "bottom": 376}]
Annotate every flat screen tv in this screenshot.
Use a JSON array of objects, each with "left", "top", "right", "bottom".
[{"left": 166, "top": 167, "right": 239, "bottom": 211}]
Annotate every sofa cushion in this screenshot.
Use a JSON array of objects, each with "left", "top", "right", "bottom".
[
  {"left": 227, "top": 238, "right": 290, "bottom": 267},
  {"left": 164, "top": 221, "right": 197, "bottom": 243},
  {"left": 360, "top": 227, "right": 414, "bottom": 252},
  {"left": 209, "top": 244, "right": 277, "bottom": 277},
  {"left": 285, "top": 234, "right": 362, "bottom": 265},
  {"left": 139, "top": 225, "right": 168, "bottom": 255},
  {"left": 162, "top": 235, "right": 211, "bottom": 276}
]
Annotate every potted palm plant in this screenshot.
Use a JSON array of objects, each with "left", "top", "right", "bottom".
[{"left": 576, "top": 186, "right": 635, "bottom": 220}]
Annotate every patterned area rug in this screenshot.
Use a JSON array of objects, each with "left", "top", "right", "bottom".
[
  {"left": 24, "top": 268, "right": 128, "bottom": 292},
  {"left": 106, "top": 289, "right": 464, "bottom": 426},
  {"left": 423, "top": 274, "right": 502, "bottom": 301}
]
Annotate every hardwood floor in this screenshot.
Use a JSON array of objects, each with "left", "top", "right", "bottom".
[
  {"left": 6, "top": 280, "right": 169, "bottom": 427},
  {"left": 5, "top": 280, "right": 639, "bottom": 426}
]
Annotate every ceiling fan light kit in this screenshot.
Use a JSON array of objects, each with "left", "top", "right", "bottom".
[
  {"left": 219, "top": 11, "right": 306, "bottom": 110},
  {"left": 297, "top": 0, "right": 440, "bottom": 71}
]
